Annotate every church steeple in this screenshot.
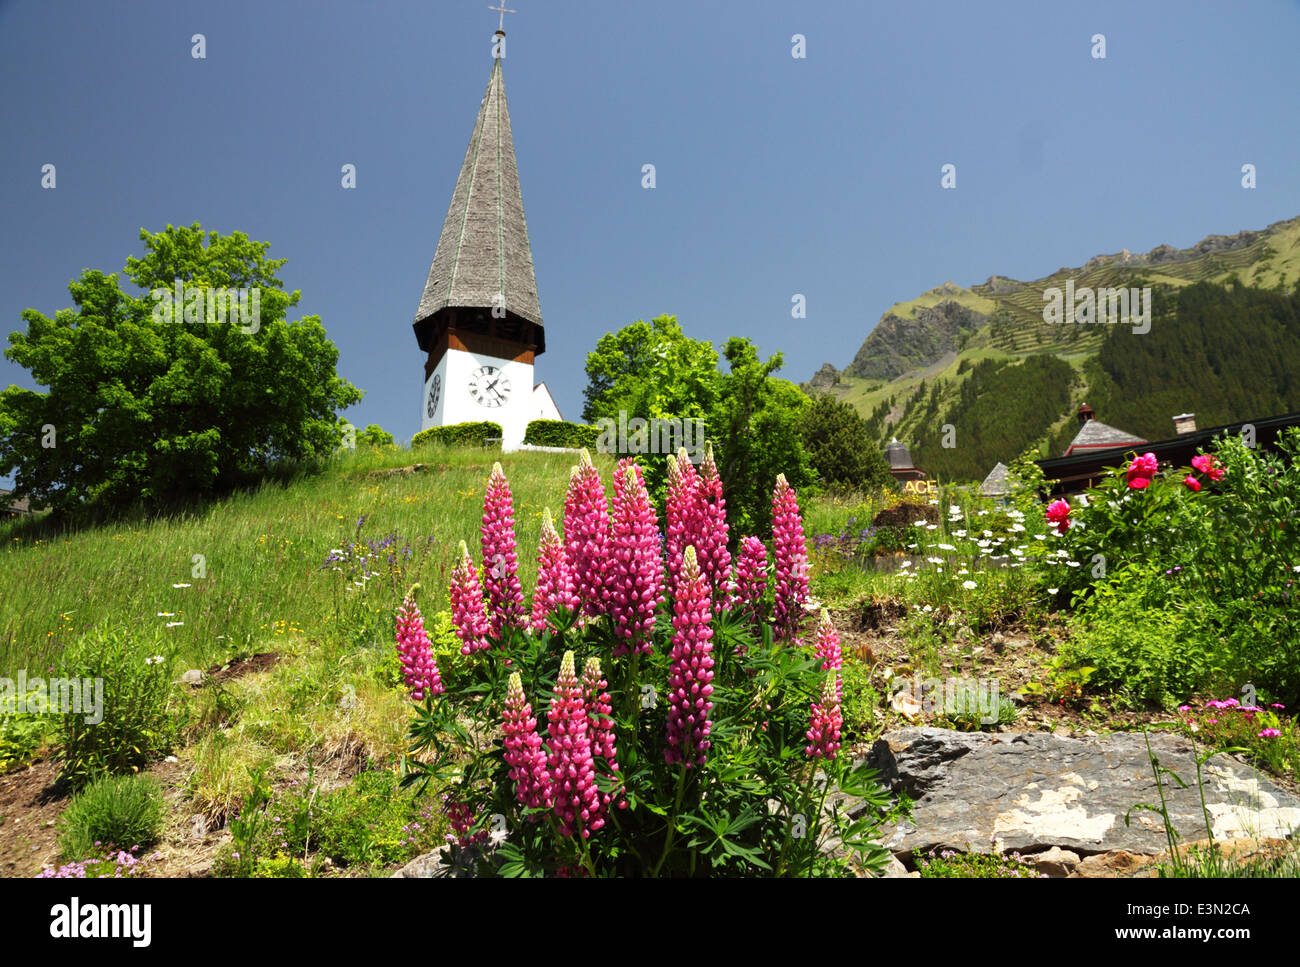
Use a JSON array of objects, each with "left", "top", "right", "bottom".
[
  {"left": 414, "top": 21, "right": 562, "bottom": 449},
  {"left": 413, "top": 46, "right": 544, "bottom": 359}
]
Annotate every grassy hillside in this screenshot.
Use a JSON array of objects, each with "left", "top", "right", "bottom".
[{"left": 0, "top": 445, "right": 615, "bottom": 675}]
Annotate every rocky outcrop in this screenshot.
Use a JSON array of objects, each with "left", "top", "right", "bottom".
[
  {"left": 801, "top": 362, "right": 841, "bottom": 395},
  {"left": 845, "top": 301, "right": 989, "bottom": 381},
  {"left": 861, "top": 728, "right": 1300, "bottom": 860}
]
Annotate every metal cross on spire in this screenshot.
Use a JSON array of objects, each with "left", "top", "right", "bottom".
[{"left": 488, "top": 1, "right": 516, "bottom": 32}]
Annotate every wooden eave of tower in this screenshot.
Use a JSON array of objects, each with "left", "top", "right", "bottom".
[{"left": 413, "top": 50, "right": 545, "bottom": 374}]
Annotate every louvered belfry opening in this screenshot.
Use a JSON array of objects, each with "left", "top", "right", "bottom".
[{"left": 413, "top": 51, "right": 544, "bottom": 377}]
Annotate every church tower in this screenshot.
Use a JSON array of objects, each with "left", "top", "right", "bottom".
[{"left": 413, "top": 26, "right": 561, "bottom": 448}]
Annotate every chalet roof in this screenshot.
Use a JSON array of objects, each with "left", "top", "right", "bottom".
[
  {"left": 979, "top": 462, "right": 1012, "bottom": 497},
  {"left": 884, "top": 438, "right": 915, "bottom": 470},
  {"left": 414, "top": 57, "right": 543, "bottom": 332},
  {"left": 1065, "top": 419, "right": 1146, "bottom": 453}
]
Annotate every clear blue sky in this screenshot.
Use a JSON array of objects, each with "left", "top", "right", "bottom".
[{"left": 3, "top": 0, "right": 1299, "bottom": 490}]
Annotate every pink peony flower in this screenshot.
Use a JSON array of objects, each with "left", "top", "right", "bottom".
[
  {"left": 530, "top": 507, "right": 581, "bottom": 632},
  {"left": 805, "top": 675, "right": 843, "bottom": 760},
  {"left": 1126, "top": 452, "right": 1159, "bottom": 489},
  {"left": 450, "top": 541, "right": 492, "bottom": 655},
  {"left": 1191, "top": 453, "right": 1225, "bottom": 482},
  {"left": 394, "top": 586, "right": 445, "bottom": 701},
  {"left": 1045, "top": 498, "right": 1072, "bottom": 534},
  {"left": 481, "top": 462, "right": 526, "bottom": 636},
  {"left": 546, "top": 651, "right": 602, "bottom": 838},
  {"left": 563, "top": 450, "right": 610, "bottom": 618},
  {"left": 503, "top": 672, "right": 552, "bottom": 811},
  {"left": 605, "top": 461, "right": 664, "bottom": 657},
  {"left": 665, "top": 547, "right": 716, "bottom": 768},
  {"left": 1183, "top": 474, "right": 1201, "bottom": 492},
  {"left": 772, "top": 473, "right": 810, "bottom": 641}
]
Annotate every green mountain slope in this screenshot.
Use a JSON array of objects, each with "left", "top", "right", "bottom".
[{"left": 804, "top": 214, "right": 1300, "bottom": 481}]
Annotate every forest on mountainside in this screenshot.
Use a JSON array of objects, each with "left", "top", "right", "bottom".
[
  {"left": 870, "top": 280, "right": 1300, "bottom": 483},
  {"left": 905, "top": 355, "right": 1076, "bottom": 482},
  {"left": 1055, "top": 280, "right": 1300, "bottom": 451}
]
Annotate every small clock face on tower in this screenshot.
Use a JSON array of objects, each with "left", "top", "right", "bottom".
[
  {"left": 468, "top": 365, "right": 511, "bottom": 408},
  {"left": 426, "top": 374, "right": 441, "bottom": 419}
]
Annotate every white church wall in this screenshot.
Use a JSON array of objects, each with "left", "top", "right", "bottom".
[{"left": 421, "top": 349, "right": 537, "bottom": 449}]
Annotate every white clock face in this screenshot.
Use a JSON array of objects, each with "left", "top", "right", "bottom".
[
  {"left": 426, "top": 374, "right": 441, "bottom": 418},
  {"left": 468, "top": 365, "right": 511, "bottom": 408}
]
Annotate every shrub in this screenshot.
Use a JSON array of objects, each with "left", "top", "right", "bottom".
[
  {"left": 1051, "top": 428, "right": 1300, "bottom": 705},
  {"left": 1057, "top": 563, "right": 1216, "bottom": 708},
  {"left": 310, "top": 770, "right": 443, "bottom": 868},
  {"left": 524, "top": 420, "right": 601, "bottom": 450},
  {"left": 58, "top": 774, "right": 164, "bottom": 860},
  {"left": 56, "top": 628, "right": 181, "bottom": 788},
  {"left": 411, "top": 422, "right": 503, "bottom": 450},
  {"left": 0, "top": 711, "right": 50, "bottom": 774}
]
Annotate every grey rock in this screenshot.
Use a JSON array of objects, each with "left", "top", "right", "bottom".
[
  {"left": 391, "top": 843, "right": 492, "bottom": 878},
  {"left": 179, "top": 669, "right": 205, "bottom": 685},
  {"left": 862, "top": 727, "right": 1300, "bottom": 858}
]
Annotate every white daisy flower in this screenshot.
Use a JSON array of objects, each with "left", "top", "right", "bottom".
[
  {"left": 962, "top": 580, "right": 977, "bottom": 590},
  {"left": 1048, "top": 588, "right": 1059, "bottom": 595},
  {"left": 172, "top": 583, "right": 191, "bottom": 589}
]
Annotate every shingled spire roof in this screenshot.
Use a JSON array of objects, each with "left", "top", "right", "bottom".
[{"left": 413, "top": 53, "right": 544, "bottom": 352}]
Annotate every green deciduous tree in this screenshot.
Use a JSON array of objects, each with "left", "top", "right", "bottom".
[
  {"left": 581, "top": 314, "right": 719, "bottom": 425},
  {"left": 710, "top": 338, "right": 814, "bottom": 536},
  {"left": 582, "top": 319, "right": 815, "bottom": 538},
  {"left": 0, "top": 223, "right": 363, "bottom": 520},
  {"left": 357, "top": 424, "right": 396, "bottom": 449}
]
